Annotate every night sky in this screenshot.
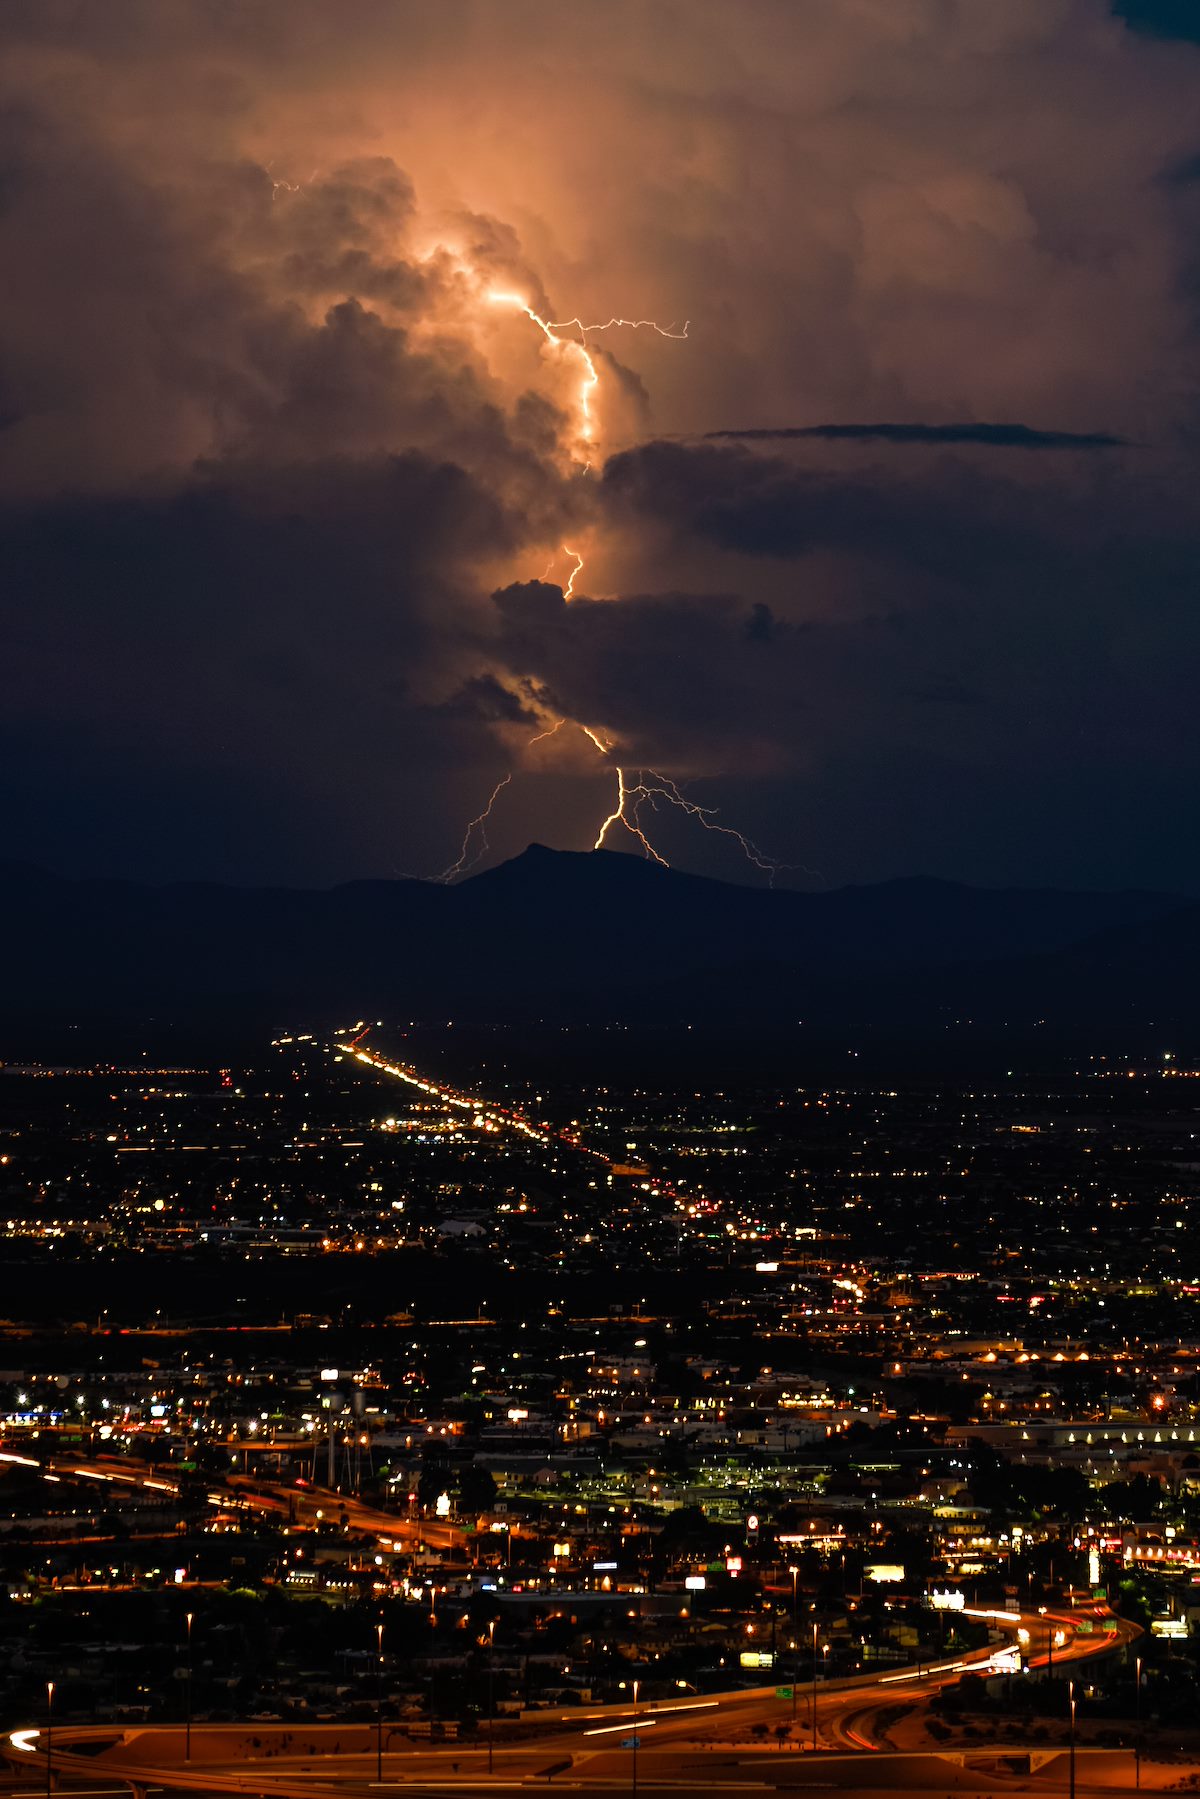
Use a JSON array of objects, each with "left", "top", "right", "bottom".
[{"left": 3, "top": 0, "right": 1199, "bottom": 893}]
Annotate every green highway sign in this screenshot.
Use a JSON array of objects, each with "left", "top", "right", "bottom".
[{"left": 775, "top": 1685, "right": 794, "bottom": 1699}]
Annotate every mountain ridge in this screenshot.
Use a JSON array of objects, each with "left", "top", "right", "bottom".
[{"left": 1, "top": 847, "right": 1194, "bottom": 1065}]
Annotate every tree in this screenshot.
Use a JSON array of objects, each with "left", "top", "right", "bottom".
[
  {"left": 418, "top": 1463, "right": 451, "bottom": 1510},
  {"left": 458, "top": 1463, "right": 497, "bottom": 1514}
]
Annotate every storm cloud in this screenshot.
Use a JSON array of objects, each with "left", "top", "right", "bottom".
[
  {"left": 703, "top": 424, "right": 1130, "bottom": 448},
  {"left": 2, "top": 1, "right": 1200, "bottom": 890}
]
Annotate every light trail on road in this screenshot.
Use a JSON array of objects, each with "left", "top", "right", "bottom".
[{"left": 3, "top": 1607, "right": 1141, "bottom": 1799}]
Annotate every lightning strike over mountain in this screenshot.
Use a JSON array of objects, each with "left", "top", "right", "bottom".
[
  {"left": 433, "top": 281, "right": 780, "bottom": 884},
  {"left": 579, "top": 729, "right": 778, "bottom": 880},
  {"left": 629, "top": 769, "right": 779, "bottom": 877},
  {"left": 437, "top": 772, "right": 512, "bottom": 882},
  {"left": 594, "top": 765, "right": 670, "bottom": 865}
]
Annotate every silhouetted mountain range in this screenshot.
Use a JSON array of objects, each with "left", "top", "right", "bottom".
[{"left": 2, "top": 846, "right": 1196, "bottom": 1067}]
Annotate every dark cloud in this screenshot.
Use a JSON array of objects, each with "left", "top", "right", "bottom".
[
  {"left": 601, "top": 439, "right": 1052, "bottom": 565},
  {"left": 0, "top": 456, "right": 520, "bottom": 882},
  {"left": 704, "top": 423, "right": 1129, "bottom": 449},
  {"left": 1113, "top": 0, "right": 1200, "bottom": 42},
  {"left": 439, "top": 673, "right": 543, "bottom": 727}
]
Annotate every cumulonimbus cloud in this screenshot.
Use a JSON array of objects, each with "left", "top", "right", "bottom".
[{"left": 1, "top": 0, "right": 1199, "bottom": 890}]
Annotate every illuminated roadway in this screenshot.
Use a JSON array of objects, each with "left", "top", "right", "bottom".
[
  {"left": 338, "top": 1040, "right": 608, "bottom": 1165},
  {"left": 6, "top": 1606, "right": 1141, "bottom": 1799},
  {"left": 335, "top": 1033, "right": 700, "bottom": 1222},
  {"left": 0, "top": 1450, "right": 466, "bottom": 1554}
]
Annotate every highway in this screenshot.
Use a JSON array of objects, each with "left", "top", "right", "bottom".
[
  {"left": 0, "top": 1452, "right": 466, "bottom": 1556},
  {"left": 5, "top": 1605, "right": 1142, "bottom": 1799}
]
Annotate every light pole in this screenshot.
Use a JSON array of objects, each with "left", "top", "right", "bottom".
[
  {"left": 376, "top": 1621, "right": 384, "bottom": 1784},
  {"left": 788, "top": 1570, "right": 800, "bottom": 1727},
  {"left": 631, "top": 1677, "right": 640, "bottom": 1799},
  {"left": 1134, "top": 1654, "right": 1142, "bottom": 1790},
  {"left": 45, "top": 1680, "right": 54, "bottom": 1799},
  {"left": 487, "top": 1618, "right": 497, "bottom": 1776},
  {"left": 811, "top": 1623, "right": 819, "bottom": 1754},
  {"left": 185, "top": 1611, "right": 193, "bottom": 1764},
  {"left": 1068, "top": 1679, "right": 1076, "bottom": 1799}
]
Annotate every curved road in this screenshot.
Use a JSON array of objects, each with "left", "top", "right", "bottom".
[{"left": 5, "top": 1605, "right": 1138, "bottom": 1798}]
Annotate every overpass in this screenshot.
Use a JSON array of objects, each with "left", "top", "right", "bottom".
[{"left": 4, "top": 1605, "right": 1140, "bottom": 1799}]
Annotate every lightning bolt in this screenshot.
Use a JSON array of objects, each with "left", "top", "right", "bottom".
[
  {"left": 436, "top": 773, "right": 512, "bottom": 882},
  {"left": 265, "top": 162, "right": 321, "bottom": 200},
  {"left": 486, "top": 293, "right": 685, "bottom": 593},
  {"left": 431, "top": 281, "right": 783, "bottom": 885},
  {"left": 527, "top": 717, "right": 567, "bottom": 748},
  {"left": 562, "top": 546, "right": 584, "bottom": 599},
  {"left": 632, "top": 770, "right": 778, "bottom": 877},
  {"left": 593, "top": 766, "right": 670, "bottom": 866},
  {"left": 487, "top": 294, "right": 688, "bottom": 457},
  {"left": 577, "top": 726, "right": 776, "bottom": 879},
  {"left": 549, "top": 315, "right": 690, "bottom": 342},
  {"left": 488, "top": 290, "right": 600, "bottom": 448}
]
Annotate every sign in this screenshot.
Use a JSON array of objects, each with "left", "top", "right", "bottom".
[
  {"left": 684, "top": 1575, "right": 706, "bottom": 1591},
  {"left": 620, "top": 1736, "right": 642, "bottom": 1749},
  {"left": 866, "top": 1563, "right": 904, "bottom": 1583},
  {"left": 740, "top": 1650, "right": 774, "bottom": 1669},
  {"left": 929, "top": 1588, "right": 965, "bottom": 1611},
  {"left": 775, "top": 1686, "right": 794, "bottom": 1700}
]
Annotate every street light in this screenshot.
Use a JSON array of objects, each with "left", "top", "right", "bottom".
[
  {"left": 184, "top": 1612, "right": 194, "bottom": 1764},
  {"left": 1068, "top": 1678, "right": 1076, "bottom": 1799},
  {"left": 487, "top": 1618, "right": 497, "bottom": 1776},
  {"left": 811, "top": 1623, "right": 819, "bottom": 1754},
  {"left": 788, "top": 1570, "right": 800, "bottom": 1727},
  {"left": 45, "top": 1680, "right": 54, "bottom": 1799},
  {"left": 1134, "top": 1654, "right": 1142, "bottom": 1790},
  {"left": 376, "top": 1621, "right": 384, "bottom": 1784},
  {"left": 631, "top": 1677, "right": 640, "bottom": 1799}
]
